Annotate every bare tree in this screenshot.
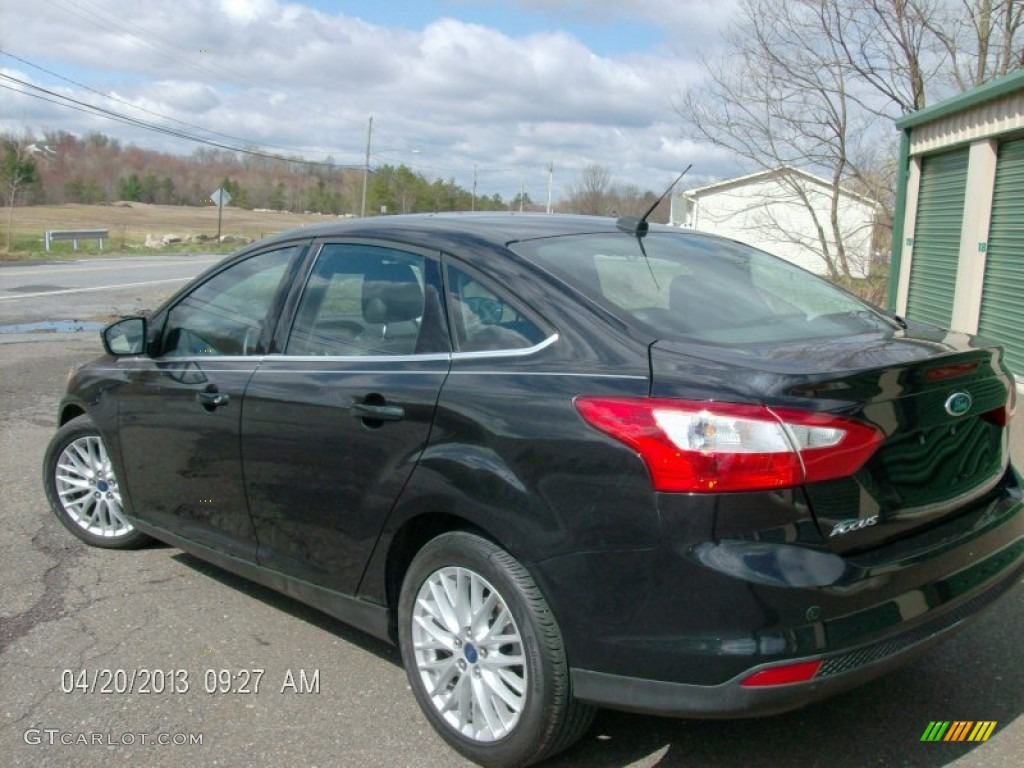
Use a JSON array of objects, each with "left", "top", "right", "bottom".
[
  {"left": 679, "top": 0, "right": 875, "bottom": 279},
  {"left": 905, "top": 0, "right": 1024, "bottom": 91},
  {"left": 678, "top": 0, "right": 1024, "bottom": 285},
  {"left": 823, "top": 1, "right": 1023, "bottom": 114},
  {"left": 567, "top": 164, "right": 614, "bottom": 215},
  {"left": 822, "top": 0, "right": 937, "bottom": 115},
  {"left": 609, "top": 184, "right": 649, "bottom": 217}
]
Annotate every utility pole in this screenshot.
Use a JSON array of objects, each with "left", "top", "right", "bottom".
[
  {"left": 519, "top": 177, "right": 525, "bottom": 212},
  {"left": 360, "top": 115, "right": 373, "bottom": 218},
  {"left": 471, "top": 163, "right": 477, "bottom": 212},
  {"left": 216, "top": 193, "right": 224, "bottom": 240},
  {"left": 211, "top": 186, "right": 231, "bottom": 241},
  {"left": 546, "top": 161, "right": 553, "bottom": 214}
]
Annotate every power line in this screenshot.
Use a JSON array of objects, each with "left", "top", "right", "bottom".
[
  {"left": 0, "top": 81, "right": 129, "bottom": 121},
  {"left": 0, "top": 49, "right": 303, "bottom": 154},
  {"left": 1, "top": 73, "right": 547, "bottom": 196},
  {"left": 41, "top": 0, "right": 367, "bottom": 129},
  {"left": 43, "top": 0, "right": 264, "bottom": 92},
  {"left": 12, "top": 6, "right": 550, "bottom": 189},
  {"left": 0, "top": 73, "right": 361, "bottom": 170}
]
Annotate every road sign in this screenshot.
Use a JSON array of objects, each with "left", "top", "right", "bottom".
[{"left": 211, "top": 188, "right": 231, "bottom": 240}]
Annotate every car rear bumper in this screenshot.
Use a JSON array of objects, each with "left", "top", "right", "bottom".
[
  {"left": 570, "top": 553, "right": 1022, "bottom": 716},
  {"left": 536, "top": 471, "right": 1024, "bottom": 717}
]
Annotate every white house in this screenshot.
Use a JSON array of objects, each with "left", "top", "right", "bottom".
[{"left": 669, "top": 166, "right": 878, "bottom": 279}]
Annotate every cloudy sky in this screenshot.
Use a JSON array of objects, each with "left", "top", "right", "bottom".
[{"left": 0, "top": 0, "right": 743, "bottom": 202}]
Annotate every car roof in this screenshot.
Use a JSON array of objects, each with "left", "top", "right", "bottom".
[{"left": 256, "top": 212, "right": 678, "bottom": 250}]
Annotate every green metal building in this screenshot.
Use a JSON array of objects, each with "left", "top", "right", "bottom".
[{"left": 889, "top": 70, "right": 1024, "bottom": 381}]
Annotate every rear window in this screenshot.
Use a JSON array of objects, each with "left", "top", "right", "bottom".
[{"left": 513, "top": 232, "right": 897, "bottom": 345}]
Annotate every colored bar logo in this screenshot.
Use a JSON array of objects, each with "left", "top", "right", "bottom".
[{"left": 921, "top": 721, "right": 997, "bottom": 742}]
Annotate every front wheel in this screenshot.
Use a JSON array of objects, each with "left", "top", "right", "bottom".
[
  {"left": 398, "top": 531, "right": 594, "bottom": 767},
  {"left": 42, "top": 415, "right": 150, "bottom": 549}
]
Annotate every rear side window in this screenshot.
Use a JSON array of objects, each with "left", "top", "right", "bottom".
[
  {"left": 445, "top": 265, "right": 548, "bottom": 352},
  {"left": 515, "top": 233, "right": 897, "bottom": 345},
  {"left": 286, "top": 243, "right": 448, "bottom": 356}
]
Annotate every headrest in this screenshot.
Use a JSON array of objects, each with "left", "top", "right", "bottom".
[
  {"left": 361, "top": 263, "right": 423, "bottom": 324},
  {"left": 668, "top": 273, "right": 697, "bottom": 310}
]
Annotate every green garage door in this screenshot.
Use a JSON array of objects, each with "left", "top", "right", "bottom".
[
  {"left": 905, "top": 148, "right": 969, "bottom": 328},
  {"left": 978, "top": 138, "right": 1024, "bottom": 376}
]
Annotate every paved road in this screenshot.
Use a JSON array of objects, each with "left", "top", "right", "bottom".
[
  {"left": 0, "top": 304, "right": 1021, "bottom": 766},
  {"left": 0, "top": 255, "right": 223, "bottom": 326}
]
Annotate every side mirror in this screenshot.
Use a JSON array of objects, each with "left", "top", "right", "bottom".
[{"left": 102, "top": 317, "right": 147, "bottom": 356}]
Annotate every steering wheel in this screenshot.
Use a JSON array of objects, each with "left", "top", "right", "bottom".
[{"left": 464, "top": 296, "right": 503, "bottom": 325}]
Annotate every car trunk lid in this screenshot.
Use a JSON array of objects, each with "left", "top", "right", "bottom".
[{"left": 650, "top": 328, "right": 1015, "bottom": 552}]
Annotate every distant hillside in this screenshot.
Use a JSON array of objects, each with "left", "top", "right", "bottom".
[
  {"left": 6, "top": 130, "right": 503, "bottom": 215},
  {"left": 5, "top": 130, "right": 670, "bottom": 221}
]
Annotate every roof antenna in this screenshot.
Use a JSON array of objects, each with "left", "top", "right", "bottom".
[{"left": 616, "top": 164, "right": 692, "bottom": 237}]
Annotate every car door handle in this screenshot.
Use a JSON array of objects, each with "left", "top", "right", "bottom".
[
  {"left": 352, "top": 403, "right": 405, "bottom": 421},
  {"left": 196, "top": 391, "right": 230, "bottom": 408}
]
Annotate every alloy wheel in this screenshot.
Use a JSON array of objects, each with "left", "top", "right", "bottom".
[
  {"left": 53, "top": 435, "right": 133, "bottom": 538},
  {"left": 410, "top": 566, "right": 527, "bottom": 742}
]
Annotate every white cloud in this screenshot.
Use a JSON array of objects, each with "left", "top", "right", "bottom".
[
  {"left": 502, "top": 0, "right": 739, "bottom": 45},
  {"left": 0, "top": 0, "right": 746, "bottom": 199},
  {"left": 123, "top": 82, "right": 222, "bottom": 113},
  {"left": 218, "top": 0, "right": 277, "bottom": 23}
]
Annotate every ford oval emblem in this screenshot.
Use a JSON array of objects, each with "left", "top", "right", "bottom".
[{"left": 945, "top": 392, "right": 972, "bottom": 417}]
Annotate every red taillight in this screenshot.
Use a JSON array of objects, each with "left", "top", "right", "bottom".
[
  {"left": 984, "top": 384, "right": 1018, "bottom": 427},
  {"left": 573, "top": 398, "right": 883, "bottom": 493},
  {"left": 984, "top": 407, "right": 1009, "bottom": 427},
  {"left": 740, "top": 660, "right": 822, "bottom": 687}
]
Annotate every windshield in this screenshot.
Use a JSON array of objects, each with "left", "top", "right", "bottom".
[{"left": 513, "top": 232, "right": 897, "bottom": 345}]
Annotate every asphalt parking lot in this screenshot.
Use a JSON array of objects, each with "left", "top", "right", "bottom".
[{"left": 1, "top": 327, "right": 1021, "bottom": 767}]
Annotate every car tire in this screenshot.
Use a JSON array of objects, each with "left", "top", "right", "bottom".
[
  {"left": 398, "top": 531, "right": 595, "bottom": 768},
  {"left": 42, "top": 415, "right": 150, "bottom": 549}
]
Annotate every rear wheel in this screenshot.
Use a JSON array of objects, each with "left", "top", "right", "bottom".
[
  {"left": 42, "top": 415, "right": 150, "bottom": 549},
  {"left": 398, "top": 531, "right": 594, "bottom": 767}
]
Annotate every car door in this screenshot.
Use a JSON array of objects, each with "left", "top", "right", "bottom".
[
  {"left": 115, "top": 244, "right": 306, "bottom": 559},
  {"left": 241, "top": 240, "right": 450, "bottom": 593}
]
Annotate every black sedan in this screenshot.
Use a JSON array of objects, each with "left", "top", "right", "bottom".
[{"left": 43, "top": 213, "right": 1022, "bottom": 767}]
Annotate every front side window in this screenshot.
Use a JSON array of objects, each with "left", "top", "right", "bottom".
[
  {"left": 286, "top": 244, "right": 447, "bottom": 356},
  {"left": 161, "top": 247, "right": 297, "bottom": 357},
  {"left": 515, "top": 233, "right": 898, "bottom": 345},
  {"left": 446, "top": 265, "right": 547, "bottom": 352}
]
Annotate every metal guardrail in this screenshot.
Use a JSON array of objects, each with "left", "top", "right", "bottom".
[{"left": 44, "top": 229, "right": 109, "bottom": 252}]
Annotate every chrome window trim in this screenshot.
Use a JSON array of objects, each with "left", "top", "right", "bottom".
[
  {"left": 126, "top": 334, "right": 576, "bottom": 368},
  {"left": 265, "top": 352, "right": 452, "bottom": 364},
  {"left": 446, "top": 370, "right": 646, "bottom": 380},
  {"left": 450, "top": 333, "right": 559, "bottom": 361},
  {"left": 145, "top": 352, "right": 451, "bottom": 365},
  {"left": 251, "top": 369, "right": 449, "bottom": 375}
]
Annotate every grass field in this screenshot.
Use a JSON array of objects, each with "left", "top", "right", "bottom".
[{"left": 1, "top": 202, "right": 344, "bottom": 259}]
